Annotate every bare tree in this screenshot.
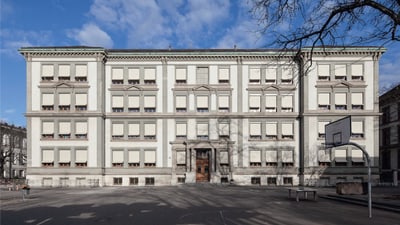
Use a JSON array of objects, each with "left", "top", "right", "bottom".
[{"left": 251, "top": 0, "right": 400, "bottom": 51}]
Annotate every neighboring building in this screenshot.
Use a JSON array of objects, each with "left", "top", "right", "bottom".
[
  {"left": 379, "top": 84, "right": 400, "bottom": 185},
  {"left": 19, "top": 46, "right": 384, "bottom": 187},
  {"left": 0, "top": 122, "right": 27, "bottom": 179}
]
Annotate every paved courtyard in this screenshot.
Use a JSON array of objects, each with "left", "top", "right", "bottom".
[{"left": 1, "top": 185, "right": 399, "bottom": 225}]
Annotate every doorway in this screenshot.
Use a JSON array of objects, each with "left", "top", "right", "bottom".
[{"left": 196, "top": 149, "right": 210, "bottom": 182}]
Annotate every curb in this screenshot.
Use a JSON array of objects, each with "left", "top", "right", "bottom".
[{"left": 320, "top": 195, "right": 400, "bottom": 213}]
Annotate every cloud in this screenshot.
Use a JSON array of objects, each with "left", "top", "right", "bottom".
[
  {"left": 0, "top": 29, "right": 53, "bottom": 56},
  {"left": 4, "top": 109, "right": 16, "bottom": 114},
  {"left": 67, "top": 23, "right": 114, "bottom": 48}
]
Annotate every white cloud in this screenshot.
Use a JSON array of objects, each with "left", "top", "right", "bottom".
[
  {"left": 0, "top": 29, "right": 53, "bottom": 56},
  {"left": 4, "top": 109, "right": 16, "bottom": 114},
  {"left": 67, "top": 23, "right": 114, "bottom": 48}
]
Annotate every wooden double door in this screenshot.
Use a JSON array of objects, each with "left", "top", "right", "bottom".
[{"left": 196, "top": 149, "right": 210, "bottom": 182}]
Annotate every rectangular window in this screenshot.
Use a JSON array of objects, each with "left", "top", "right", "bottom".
[
  {"left": 144, "top": 151, "right": 156, "bottom": 167},
  {"left": 267, "top": 177, "right": 277, "bottom": 185},
  {"left": 249, "top": 150, "right": 261, "bottom": 167},
  {"left": 176, "top": 96, "right": 187, "bottom": 112},
  {"left": 145, "top": 177, "right": 155, "bottom": 185},
  {"left": 218, "top": 68, "right": 230, "bottom": 83},
  {"left": 59, "top": 122, "right": 71, "bottom": 139},
  {"left": 281, "top": 95, "right": 293, "bottom": 112},
  {"left": 144, "top": 68, "right": 156, "bottom": 84},
  {"left": 334, "top": 64, "right": 347, "bottom": 80},
  {"left": 266, "top": 123, "right": 277, "bottom": 140},
  {"left": 42, "top": 150, "right": 54, "bottom": 167},
  {"left": 75, "top": 93, "right": 87, "bottom": 111},
  {"left": 176, "top": 68, "right": 187, "bottom": 84},
  {"left": 318, "top": 148, "right": 331, "bottom": 166},
  {"left": 176, "top": 123, "right": 187, "bottom": 139},
  {"left": 265, "top": 68, "right": 277, "bottom": 84},
  {"left": 197, "top": 123, "right": 209, "bottom": 140},
  {"left": 75, "top": 150, "right": 87, "bottom": 167},
  {"left": 144, "top": 96, "right": 156, "bottom": 112},
  {"left": 382, "top": 106, "right": 390, "bottom": 124},
  {"left": 335, "top": 93, "right": 347, "bottom": 110},
  {"left": 218, "top": 123, "right": 230, "bottom": 138},
  {"left": 113, "top": 177, "right": 122, "bottom": 185},
  {"left": 128, "top": 96, "right": 140, "bottom": 112},
  {"left": 334, "top": 149, "right": 347, "bottom": 166},
  {"left": 41, "top": 64, "right": 54, "bottom": 81},
  {"left": 144, "top": 123, "right": 156, "bottom": 139},
  {"left": 318, "top": 64, "right": 330, "bottom": 80},
  {"left": 220, "top": 151, "right": 229, "bottom": 165},
  {"left": 196, "top": 67, "right": 209, "bottom": 84},
  {"left": 177, "top": 151, "right": 186, "bottom": 166},
  {"left": 318, "top": 93, "right": 330, "bottom": 110},
  {"left": 196, "top": 95, "right": 209, "bottom": 112},
  {"left": 351, "top": 93, "right": 363, "bottom": 110},
  {"left": 112, "top": 68, "right": 124, "bottom": 84},
  {"left": 75, "top": 122, "right": 88, "bottom": 139},
  {"left": 42, "top": 93, "right": 54, "bottom": 111},
  {"left": 249, "top": 95, "right": 261, "bottom": 112},
  {"left": 112, "top": 150, "right": 124, "bottom": 167},
  {"left": 281, "top": 123, "right": 294, "bottom": 140},
  {"left": 59, "top": 93, "right": 71, "bottom": 111},
  {"left": 283, "top": 177, "right": 293, "bottom": 185},
  {"left": 128, "top": 123, "right": 140, "bottom": 140},
  {"left": 351, "top": 121, "right": 364, "bottom": 138},
  {"left": 351, "top": 149, "right": 364, "bottom": 166},
  {"left": 59, "top": 149, "right": 71, "bottom": 167},
  {"left": 249, "top": 123, "right": 262, "bottom": 140},
  {"left": 218, "top": 95, "right": 230, "bottom": 112},
  {"left": 265, "top": 95, "right": 277, "bottom": 112},
  {"left": 128, "top": 68, "right": 140, "bottom": 84},
  {"left": 75, "top": 65, "right": 87, "bottom": 82},
  {"left": 251, "top": 177, "right": 261, "bottom": 185},
  {"left": 112, "top": 123, "right": 124, "bottom": 139},
  {"left": 281, "top": 67, "right": 293, "bottom": 84},
  {"left": 112, "top": 96, "right": 124, "bottom": 112},
  {"left": 249, "top": 68, "right": 261, "bottom": 84},
  {"left": 318, "top": 121, "right": 329, "bottom": 138},
  {"left": 282, "top": 150, "right": 294, "bottom": 167},
  {"left": 265, "top": 150, "right": 277, "bottom": 167},
  {"left": 58, "top": 65, "right": 70, "bottom": 81},
  {"left": 129, "top": 177, "right": 139, "bottom": 185},
  {"left": 351, "top": 64, "right": 363, "bottom": 80}
]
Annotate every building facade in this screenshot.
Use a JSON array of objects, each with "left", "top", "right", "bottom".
[
  {"left": 0, "top": 122, "right": 27, "bottom": 179},
  {"left": 19, "top": 47, "right": 384, "bottom": 187},
  {"left": 379, "top": 84, "right": 400, "bottom": 185}
]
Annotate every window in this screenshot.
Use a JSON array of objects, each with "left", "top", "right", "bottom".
[
  {"left": 75, "top": 93, "right": 87, "bottom": 111},
  {"left": 334, "top": 64, "right": 347, "bottom": 80},
  {"left": 128, "top": 96, "right": 140, "bottom": 112},
  {"left": 318, "top": 93, "right": 330, "bottom": 110},
  {"left": 112, "top": 68, "right": 124, "bottom": 84},
  {"left": 41, "top": 64, "right": 54, "bottom": 81},
  {"left": 218, "top": 95, "right": 230, "bottom": 112},
  {"left": 144, "top": 68, "right": 156, "bottom": 84},
  {"left": 265, "top": 68, "right": 277, "bottom": 84},
  {"left": 75, "top": 150, "right": 87, "bottom": 167},
  {"left": 382, "top": 106, "right": 390, "bottom": 124},
  {"left": 267, "top": 177, "right": 277, "bottom": 185},
  {"left": 318, "top": 64, "right": 330, "bottom": 80},
  {"left": 176, "top": 123, "right": 187, "bottom": 139},
  {"left": 113, "top": 177, "right": 122, "bottom": 185},
  {"left": 176, "top": 68, "right": 187, "bottom": 84},
  {"left": 144, "top": 123, "right": 156, "bottom": 140},
  {"left": 144, "top": 96, "right": 156, "bottom": 112},
  {"left": 75, "top": 65, "right": 87, "bottom": 82},
  {"left": 58, "top": 65, "right": 70, "bottom": 81},
  {"left": 130, "top": 177, "right": 139, "bottom": 185},
  {"left": 196, "top": 96, "right": 209, "bottom": 112},
  {"left": 59, "top": 150, "right": 71, "bottom": 167},
  {"left": 178, "top": 177, "right": 186, "bottom": 183},
  {"left": 318, "top": 121, "right": 329, "bottom": 138},
  {"left": 250, "top": 150, "right": 261, "bottom": 167},
  {"left": 334, "top": 149, "right": 347, "bottom": 166},
  {"left": 42, "top": 150, "right": 54, "bottom": 167},
  {"left": 351, "top": 121, "right": 364, "bottom": 138},
  {"left": 281, "top": 95, "right": 293, "bottom": 112},
  {"left": 176, "top": 96, "right": 187, "bottom": 112},
  {"left": 283, "top": 177, "right": 293, "bottom": 185},
  {"left": 335, "top": 93, "right": 347, "bottom": 110},
  {"left": 42, "top": 93, "right": 54, "bottom": 110},
  {"left": 196, "top": 67, "right": 209, "bottom": 84},
  {"left": 249, "top": 123, "right": 261, "bottom": 140},
  {"left": 282, "top": 150, "right": 293, "bottom": 167},
  {"left": 128, "top": 123, "right": 140, "bottom": 140},
  {"left": 145, "top": 177, "right": 155, "bottom": 185},
  {"left": 266, "top": 123, "right": 277, "bottom": 140},
  {"left": 249, "top": 68, "right": 261, "bottom": 84},
  {"left": 59, "top": 93, "right": 71, "bottom": 111},
  {"left": 144, "top": 151, "right": 156, "bottom": 167},
  {"left": 351, "top": 93, "right": 363, "bottom": 110},
  {"left": 128, "top": 68, "right": 140, "bottom": 84},
  {"left": 197, "top": 123, "right": 209, "bottom": 140},
  {"left": 75, "top": 122, "right": 87, "bottom": 139},
  {"left": 176, "top": 151, "right": 186, "bottom": 167},
  {"left": 249, "top": 95, "right": 261, "bottom": 112},
  {"left": 351, "top": 64, "right": 363, "bottom": 80},
  {"left": 218, "top": 68, "right": 230, "bottom": 83},
  {"left": 220, "top": 151, "right": 229, "bottom": 166},
  {"left": 318, "top": 148, "right": 331, "bottom": 166},
  {"left": 58, "top": 122, "right": 71, "bottom": 139},
  {"left": 265, "top": 95, "right": 277, "bottom": 112},
  {"left": 112, "top": 123, "right": 124, "bottom": 139},
  {"left": 281, "top": 123, "right": 293, "bottom": 140},
  {"left": 112, "top": 150, "right": 124, "bottom": 167},
  {"left": 351, "top": 149, "right": 364, "bottom": 166},
  {"left": 281, "top": 67, "right": 293, "bottom": 84},
  {"left": 112, "top": 96, "right": 124, "bottom": 112},
  {"left": 251, "top": 177, "right": 261, "bottom": 184},
  {"left": 265, "top": 150, "right": 277, "bottom": 167},
  {"left": 218, "top": 123, "right": 230, "bottom": 138},
  {"left": 382, "top": 127, "right": 391, "bottom": 146}
]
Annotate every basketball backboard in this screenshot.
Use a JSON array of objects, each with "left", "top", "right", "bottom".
[{"left": 325, "top": 116, "right": 351, "bottom": 148}]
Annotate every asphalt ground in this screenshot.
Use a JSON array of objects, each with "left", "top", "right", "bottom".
[{"left": 1, "top": 185, "right": 399, "bottom": 225}]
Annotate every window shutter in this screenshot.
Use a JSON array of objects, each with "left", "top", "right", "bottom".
[
  {"left": 176, "top": 151, "right": 186, "bottom": 164},
  {"left": 144, "top": 151, "right": 156, "bottom": 163},
  {"left": 266, "top": 68, "right": 277, "bottom": 80},
  {"left": 335, "top": 93, "right": 347, "bottom": 105},
  {"left": 59, "top": 150, "right": 71, "bottom": 163},
  {"left": 128, "top": 151, "right": 140, "bottom": 163},
  {"left": 197, "top": 123, "right": 209, "bottom": 136},
  {"left": 351, "top": 64, "right": 363, "bottom": 76},
  {"left": 219, "top": 68, "right": 229, "bottom": 80},
  {"left": 112, "top": 96, "right": 124, "bottom": 108},
  {"left": 250, "top": 150, "right": 261, "bottom": 162},
  {"left": 281, "top": 67, "right": 293, "bottom": 80},
  {"left": 42, "top": 122, "right": 54, "bottom": 134},
  {"left": 250, "top": 123, "right": 261, "bottom": 136},
  {"left": 318, "top": 93, "right": 330, "bottom": 105},
  {"left": 281, "top": 123, "right": 293, "bottom": 135},
  {"left": 144, "top": 68, "right": 156, "bottom": 80},
  {"left": 128, "top": 68, "right": 140, "bottom": 80},
  {"left": 318, "top": 64, "right": 330, "bottom": 76},
  {"left": 112, "top": 68, "right": 124, "bottom": 80},
  {"left": 318, "top": 121, "right": 329, "bottom": 134},
  {"left": 58, "top": 65, "right": 70, "bottom": 77},
  {"left": 42, "top": 65, "right": 54, "bottom": 77},
  {"left": 197, "top": 96, "right": 208, "bottom": 108},
  {"left": 282, "top": 150, "right": 293, "bottom": 162},
  {"left": 144, "top": 96, "right": 156, "bottom": 108},
  {"left": 196, "top": 67, "right": 209, "bottom": 83},
  {"left": 318, "top": 149, "right": 331, "bottom": 162},
  {"left": 281, "top": 95, "right": 293, "bottom": 108},
  {"left": 75, "top": 94, "right": 87, "bottom": 106},
  {"left": 112, "top": 151, "right": 124, "bottom": 163},
  {"left": 218, "top": 95, "right": 229, "bottom": 108},
  {"left": 265, "top": 150, "right": 277, "bottom": 162},
  {"left": 249, "top": 68, "right": 261, "bottom": 80},
  {"left": 42, "top": 150, "right": 54, "bottom": 163},
  {"left": 334, "top": 64, "right": 347, "bottom": 75},
  {"left": 335, "top": 149, "right": 347, "bottom": 162},
  {"left": 266, "top": 123, "right": 277, "bottom": 135},
  {"left": 59, "top": 93, "right": 71, "bottom": 105},
  {"left": 220, "top": 151, "right": 229, "bottom": 164},
  {"left": 249, "top": 95, "right": 260, "bottom": 108},
  {"left": 75, "top": 150, "right": 87, "bottom": 163},
  {"left": 176, "top": 123, "right": 187, "bottom": 136},
  {"left": 75, "top": 65, "right": 87, "bottom": 77},
  {"left": 128, "top": 123, "right": 140, "bottom": 136},
  {"left": 265, "top": 95, "right": 277, "bottom": 108},
  {"left": 42, "top": 94, "right": 54, "bottom": 105},
  {"left": 352, "top": 121, "right": 363, "bottom": 134},
  {"left": 219, "top": 123, "right": 229, "bottom": 136},
  {"left": 59, "top": 122, "right": 71, "bottom": 134},
  {"left": 176, "top": 96, "right": 187, "bottom": 108},
  {"left": 128, "top": 96, "right": 140, "bottom": 108},
  {"left": 351, "top": 93, "right": 363, "bottom": 105},
  {"left": 352, "top": 149, "right": 364, "bottom": 162},
  {"left": 176, "top": 68, "right": 187, "bottom": 80},
  {"left": 144, "top": 123, "right": 156, "bottom": 136},
  {"left": 75, "top": 122, "right": 87, "bottom": 134},
  {"left": 112, "top": 123, "right": 124, "bottom": 136}
]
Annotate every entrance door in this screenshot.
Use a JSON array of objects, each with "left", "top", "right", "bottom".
[{"left": 196, "top": 149, "right": 210, "bottom": 182}]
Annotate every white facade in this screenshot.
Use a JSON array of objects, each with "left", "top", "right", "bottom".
[{"left": 20, "top": 47, "right": 384, "bottom": 187}]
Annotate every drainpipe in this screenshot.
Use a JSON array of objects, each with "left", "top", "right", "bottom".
[{"left": 295, "top": 51, "right": 305, "bottom": 187}]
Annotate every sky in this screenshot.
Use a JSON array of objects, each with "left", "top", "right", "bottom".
[{"left": 1, "top": 0, "right": 399, "bottom": 127}]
